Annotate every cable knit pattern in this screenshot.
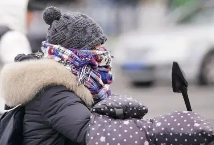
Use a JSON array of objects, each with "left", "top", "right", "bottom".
[{"left": 43, "top": 6, "right": 107, "bottom": 50}]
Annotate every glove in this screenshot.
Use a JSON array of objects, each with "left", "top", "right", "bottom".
[{"left": 14, "top": 51, "right": 43, "bottom": 62}]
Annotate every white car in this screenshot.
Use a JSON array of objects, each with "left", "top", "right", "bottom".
[{"left": 114, "top": 5, "right": 214, "bottom": 86}]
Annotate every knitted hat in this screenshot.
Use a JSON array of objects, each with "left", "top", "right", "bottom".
[{"left": 43, "top": 6, "right": 107, "bottom": 50}]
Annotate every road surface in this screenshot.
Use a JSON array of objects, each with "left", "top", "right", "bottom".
[{"left": 111, "top": 77, "right": 214, "bottom": 127}]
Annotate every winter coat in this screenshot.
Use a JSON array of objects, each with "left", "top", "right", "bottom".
[
  {"left": 86, "top": 95, "right": 214, "bottom": 145},
  {"left": 0, "top": 59, "right": 94, "bottom": 145},
  {"left": 0, "top": 0, "right": 32, "bottom": 97}
]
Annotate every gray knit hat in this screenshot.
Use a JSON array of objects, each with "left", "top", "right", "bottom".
[{"left": 43, "top": 6, "right": 107, "bottom": 50}]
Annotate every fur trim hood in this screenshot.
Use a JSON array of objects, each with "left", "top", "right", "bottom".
[{"left": 0, "top": 59, "right": 93, "bottom": 107}]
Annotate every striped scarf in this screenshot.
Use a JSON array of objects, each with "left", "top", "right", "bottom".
[{"left": 41, "top": 41, "right": 114, "bottom": 102}]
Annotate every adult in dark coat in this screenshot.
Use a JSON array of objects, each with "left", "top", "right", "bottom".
[{"left": 1, "top": 58, "right": 93, "bottom": 145}]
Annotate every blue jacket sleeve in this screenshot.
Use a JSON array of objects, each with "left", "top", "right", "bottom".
[{"left": 40, "top": 85, "right": 91, "bottom": 145}]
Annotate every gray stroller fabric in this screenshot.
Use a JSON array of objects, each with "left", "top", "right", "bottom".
[{"left": 86, "top": 95, "right": 214, "bottom": 145}]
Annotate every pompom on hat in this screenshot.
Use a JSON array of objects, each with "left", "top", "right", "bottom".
[
  {"left": 43, "top": 6, "right": 61, "bottom": 25},
  {"left": 43, "top": 6, "right": 107, "bottom": 50}
]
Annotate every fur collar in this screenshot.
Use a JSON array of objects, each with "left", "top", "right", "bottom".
[{"left": 0, "top": 59, "right": 93, "bottom": 107}]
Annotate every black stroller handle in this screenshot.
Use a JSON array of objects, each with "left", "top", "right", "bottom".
[{"left": 172, "top": 62, "right": 192, "bottom": 111}]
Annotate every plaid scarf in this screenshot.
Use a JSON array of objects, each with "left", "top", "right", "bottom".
[{"left": 41, "top": 41, "right": 114, "bottom": 102}]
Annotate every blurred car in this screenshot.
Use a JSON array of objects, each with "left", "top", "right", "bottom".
[{"left": 114, "top": 4, "right": 214, "bottom": 87}]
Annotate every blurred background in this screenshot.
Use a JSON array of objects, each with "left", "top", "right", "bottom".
[{"left": 0, "top": 0, "right": 214, "bottom": 126}]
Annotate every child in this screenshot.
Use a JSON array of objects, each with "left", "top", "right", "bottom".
[{"left": 1, "top": 6, "right": 213, "bottom": 145}]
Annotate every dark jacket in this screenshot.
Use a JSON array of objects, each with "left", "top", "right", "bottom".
[{"left": 0, "top": 59, "right": 94, "bottom": 145}]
